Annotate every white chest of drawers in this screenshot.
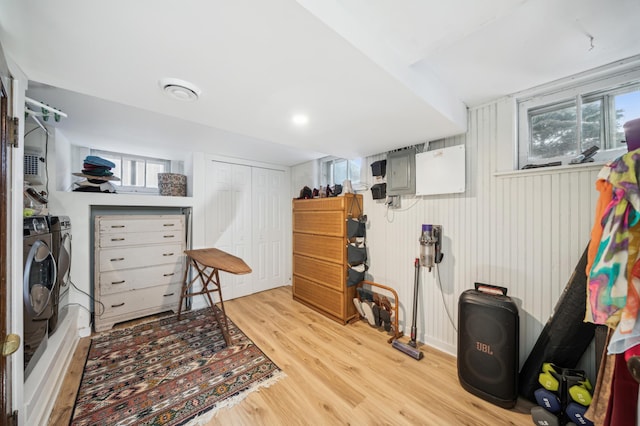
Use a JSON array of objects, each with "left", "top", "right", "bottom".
[{"left": 94, "top": 214, "right": 186, "bottom": 332}]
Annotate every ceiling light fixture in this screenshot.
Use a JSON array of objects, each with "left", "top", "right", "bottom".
[
  {"left": 159, "top": 78, "right": 202, "bottom": 101},
  {"left": 292, "top": 114, "right": 309, "bottom": 126}
]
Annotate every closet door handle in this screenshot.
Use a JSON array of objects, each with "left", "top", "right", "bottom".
[
  {"left": 110, "top": 257, "right": 125, "bottom": 262},
  {"left": 111, "top": 280, "right": 126, "bottom": 285},
  {"left": 111, "top": 302, "right": 125, "bottom": 308},
  {"left": 164, "top": 293, "right": 175, "bottom": 297},
  {"left": 163, "top": 273, "right": 174, "bottom": 277},
  {"left": 163, "top": 253, "right": 174, "bottom": 257}
]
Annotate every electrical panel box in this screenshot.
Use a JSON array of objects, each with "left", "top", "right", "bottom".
[{"left": 386, "top": 147, "right": 416, "bottom": 196}]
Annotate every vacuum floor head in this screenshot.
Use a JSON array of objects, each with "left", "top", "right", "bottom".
[{"left": 392, "top": 339, "right": 424, "bottom": 360}]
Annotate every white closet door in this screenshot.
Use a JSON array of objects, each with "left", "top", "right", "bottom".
[
  {"left": 252, "top": 167, "right": 286, "bottom": 293},
  {"left": 205, "top": 161, "right": 253, "bottom": 300}
]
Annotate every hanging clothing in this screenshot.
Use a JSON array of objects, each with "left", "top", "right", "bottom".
[
  {"left": 603, "top": 353, "right": 639, "bottom": 426},
  {"left": 586, "top": 179, "right": 613, "bottom": 323},
  {"left": 588, "top": 150, "right": 640, "bottom": 327},
  {"left": 587, "top": 179, "right": 613, "bottom": 277}
]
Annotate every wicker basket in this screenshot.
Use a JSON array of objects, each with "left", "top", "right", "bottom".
[{"left": 158, "top": 173, "right": 187, "bottom": 196}]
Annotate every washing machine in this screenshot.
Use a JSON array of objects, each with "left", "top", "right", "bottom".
[
  {"left": 23, "top": 216, "right": 56, "bottom": 377},
  {"left": 47, "top": 215, "right": 71, "bottom": 334}
]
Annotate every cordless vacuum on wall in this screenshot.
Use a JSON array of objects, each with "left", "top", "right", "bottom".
[
  {"left": 419, "top": 224, "right": 443, "bottom": 271},
  {"left": 392, "top": 225, "right": 443, "bottom": 360}
]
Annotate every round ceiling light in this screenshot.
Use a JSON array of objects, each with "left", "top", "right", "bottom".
[
  {"left": 292, "top": 114, "right": 309, "bottom": 126},
  {"left": 159, "top": 78, "right": 201, "bottom": 101}
]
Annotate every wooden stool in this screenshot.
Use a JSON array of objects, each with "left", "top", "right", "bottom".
[{"left": 178, "top": 248, "right": 252, "bottom": 346}]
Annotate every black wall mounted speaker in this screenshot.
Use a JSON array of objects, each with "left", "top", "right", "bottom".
[{"left": 457, "top": 283, "right": 519, "bottom": 408}]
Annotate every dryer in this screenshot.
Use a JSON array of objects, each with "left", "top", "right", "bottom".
[
  {"left": 23, "top": 216, "right": 56, "bottom": 377},
  {"left": 47, "top": 215, "right": 71, "bottom": 333}
]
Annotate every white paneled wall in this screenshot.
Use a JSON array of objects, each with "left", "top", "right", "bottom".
[{"left": 358, "top": 101, "right": 602, "bottom": 377}]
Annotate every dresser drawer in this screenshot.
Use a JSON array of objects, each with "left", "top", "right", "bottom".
[
  {"left": 98, "top": 230, "right": 184, "bottom": 248},
  {"left": 293, "top": 233, "right": 344, "bottom": 264},
  {"left": 98, "top": 243, "right": 184, "bottom": 272},
  {"left": 98, "top": 215, "right": 184, "bottom": 234},
  {"left": 293, "top": 211, "right": 344, "bottom": 237},
  {"left": 98, "top": 283, "right": 182, "bottom": 320},
  {"left": 293, "top": 195, "right": 362, "bottom": 214},
  {"left": 293, "top": 254, "right": 344, "bottom": 291},
  {"left": 293, "top": 275, "right": 343, "bottom": 319},
  {"left": 98, "top": 263, "right": 184, "bottom": 295}
]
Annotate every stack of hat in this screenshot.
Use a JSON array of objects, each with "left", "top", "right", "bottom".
[
  {"left": 82, "top": 155, "right": 116, "bottom": 178},
  {"left": 72, "top": 155, "right": 120, "bottom": 193}
]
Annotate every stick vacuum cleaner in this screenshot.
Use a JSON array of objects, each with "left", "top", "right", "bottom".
[{"left": 392, "top": 258, "right": 424, "bottom": 360}]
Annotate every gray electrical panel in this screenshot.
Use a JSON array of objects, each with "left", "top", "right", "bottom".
[{"left": 386, "top": 147, "right": 416, "bottom": 196}]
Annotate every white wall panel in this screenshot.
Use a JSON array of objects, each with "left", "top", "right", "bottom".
[{"left": 358, "top": 101, "right": 603, "bottom": 378}]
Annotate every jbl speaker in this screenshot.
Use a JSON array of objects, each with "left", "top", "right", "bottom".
[{"left": 458, "top": 283, "right": 519, "bottom": 408}]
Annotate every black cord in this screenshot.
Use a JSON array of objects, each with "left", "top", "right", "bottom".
[
  {"left": 70, "top": 279, "right": 104, "bottom": 316},
  {"left": 436, "top": 263, "right": 457, "bottom": 332}
]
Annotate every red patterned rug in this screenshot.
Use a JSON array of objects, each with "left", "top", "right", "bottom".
[{"left": 71, "top": 307, "right": 283, "bottom": 425}]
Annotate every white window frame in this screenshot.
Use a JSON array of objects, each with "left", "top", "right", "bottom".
[
  {"left": 517, "top": 60, "right": 640, "bottom": 168},
  {"left": 320, "top": 156, "right": 362, "bottom": 188},
  {"left": 90, "top": 149, "right": 176, "bottom": 194}
]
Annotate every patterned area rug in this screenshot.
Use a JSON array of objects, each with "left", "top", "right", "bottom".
[{"left": 71, "top": 307, "right": 284, "bottom": 425}]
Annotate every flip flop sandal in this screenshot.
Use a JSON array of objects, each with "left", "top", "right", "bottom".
[
  {"left": 373, "top": 293, "right": 381, "bottom": 307},
  {"left": 361, "top": 301, "right": 377, "bottom": 327},
  {"left": 352, "top": 298, "right": 366, "bottom": 318},
  {"left": 379, "top": 309, "right": 391, "bottom": 332},
  {"left": 381, "top": 296, "right": 392, "bottom": 312},
  {"left": 372, "top": 304, "right": 381, "bottom": 327}
]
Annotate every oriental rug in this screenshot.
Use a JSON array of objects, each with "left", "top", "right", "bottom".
[{"left": 71, "top": 307, "right": 284, "bottom": 426}]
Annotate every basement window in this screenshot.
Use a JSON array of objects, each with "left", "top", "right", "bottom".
[
  {"left": 517, "top": 63, "right": 640, "bottom": 168},
  {"left": 90, "top": 149, "right": 181, "bottom": 194},
  {"left": 320, "top": 157, "right": 362, "bottom": 189}
]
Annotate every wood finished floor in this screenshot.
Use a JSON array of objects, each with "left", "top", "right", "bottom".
[{"left": 49, "top": 286, "right": 533, "bottom": 425}]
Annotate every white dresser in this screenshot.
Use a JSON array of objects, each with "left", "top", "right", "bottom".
[{"left": 94, "top": 214, "right": 186, "bottom": 332}]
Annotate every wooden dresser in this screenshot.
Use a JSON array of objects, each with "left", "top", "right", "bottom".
[
  {"left": 292, "top": 194, "right": 363, "bottom": 324},
  {"left": 94, "top": 214, "right": 185, "bottom": 332}
]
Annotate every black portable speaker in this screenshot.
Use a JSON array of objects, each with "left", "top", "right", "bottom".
[{"left": 457, "top": 283, "right": 519, "bottom": 408}]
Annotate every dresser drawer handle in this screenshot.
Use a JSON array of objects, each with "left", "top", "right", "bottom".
[
  {"left": 111, "top": 238, "right": 125, "bottom": 241},
  {"left": 163, "top": 253, "right": 174, "bottom": 257},
  {"left": 163, "top": 273, "right": 175, "bottom": 277},
  {"left": 163, "top": 223, "right": 175, "bottom": 227},
  {"left": 164, "top": 293, "right": 175, "bottom": 297},
  {"left": 110, "top": 257, "right": 125, "bottom": 262},
  {"left": 110, "top": 225, "right": 125, "bottom": 228},
  {"left": 111, "top": 280, "right": 126, "bottom": 285},
  {"left": 111, "top": 302, "right": 125, "bottom": 308},
  {"left": 163, "top": 235, "right": 175, "bottom": 238}
]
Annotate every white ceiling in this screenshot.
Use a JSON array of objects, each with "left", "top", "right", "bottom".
[{"left": 1, "top": 0, "right": 639, "bottom": 166}]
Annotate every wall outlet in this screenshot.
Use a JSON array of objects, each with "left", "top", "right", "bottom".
[{"left": 386, "top": 195, "right": 401, "bottom": 208}]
